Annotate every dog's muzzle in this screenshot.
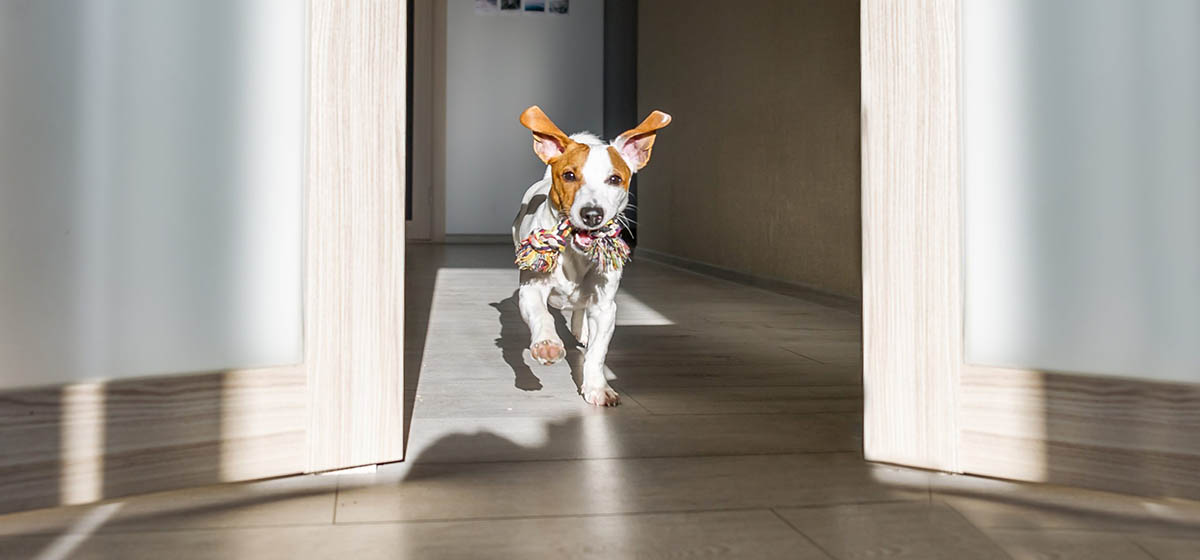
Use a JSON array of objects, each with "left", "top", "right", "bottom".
[{"left": 580, "top": 206, "right": 604, "bottom": 228}]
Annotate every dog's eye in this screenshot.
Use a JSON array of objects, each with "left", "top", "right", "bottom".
[
  {"left": 606, "top": 174, "right": 623, "bottom": 186},
  {"left": 562, "top": 171, "right": 577, "bottom": 182}
]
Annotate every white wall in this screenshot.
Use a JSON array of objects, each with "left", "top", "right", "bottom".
[
  {"left": 963, "top": 0, "right": 1200, "bottom": 382},
  {"left": 0, "top": 0, "right": 305, "bottom": 389},
  {"left": 443, "top": 0, "right": 604, "bottom": 234}
]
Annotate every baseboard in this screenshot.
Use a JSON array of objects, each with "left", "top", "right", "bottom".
[
  {"left": 442, "top": 234, "right": 511, "bottom": 244},
  {"left": 0, "top": 368, "right": 306, "bottom": 514},
  {"left": 636, "top": 248, "right": 862, "bottom": 314}
]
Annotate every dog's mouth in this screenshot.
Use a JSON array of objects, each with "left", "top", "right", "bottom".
[
  {"left": 570, "top": 220, "right": 620, "bottom": 250},
  {"left": 572, "top": 229, "right": 599, "bottom": 248}
]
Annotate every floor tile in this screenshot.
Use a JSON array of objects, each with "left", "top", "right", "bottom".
[
  {"left": 932, "top": 473, "right": 1200, "bottom": 537},
  {"left": 404, "top": 413, "right": 861, "bottom": 463},
  {"left": 410, "top": 383, "right": 652, "bottom": 418},
  {"left": 335, "top": 453, "right": 929, "bottom": 523},
  {"left": 611, "top": 363, "right": 860, "bottom": 389},
  {"left": 985, "top": 529, "right": 1155, "bottom": 560},
  {"left": 625, "top": 385, "right": 862, "bottom": 415},
  {"left": 1133, "top": 535, "right": 1200, "bottom": 560},
  {"left": 12, "top": 244, "right": 1199, "bottom": 559},
  {"left": 0, "top": 475, "right": 338, "bottom": 537},
  {"left": 0, "top": 510, "right": 828, "bottom": 560},
  {"left": 779, "top": 340, "right": 862, "bottom": 367},
  {"left": 776, "top": 502, "right": 1010, "bottom": 560}
]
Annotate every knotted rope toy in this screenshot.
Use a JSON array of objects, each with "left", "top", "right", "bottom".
[{"left": 515, "top": 217, "right": 631, "bottom": 273}]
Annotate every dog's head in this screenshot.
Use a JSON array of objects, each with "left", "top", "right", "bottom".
[{"left": 520, "top": 106, "right": 671, "bottom": 231}]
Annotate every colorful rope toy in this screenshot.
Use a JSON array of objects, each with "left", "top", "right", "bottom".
[{"left": 515, "top": 218, "right": 631, "bottom": 273}]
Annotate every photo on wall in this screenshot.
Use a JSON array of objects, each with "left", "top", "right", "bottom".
[
  {"left": 548, "top": 0, "right": 568, "bottom": 14},
  {"left": 524, "top": 0, "right": 545, "bottom": 13},
  {"left": 499, "top": 0, "right": 521, "bottom": 11},
  {"left": 475, "top": 0, "right": 499, "bottom": 14}
]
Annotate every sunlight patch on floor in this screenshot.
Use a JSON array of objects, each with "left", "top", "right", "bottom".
[
  {"left": 32, "top": 502, "right": 122, "bottom": 560},
  {"left": 615, "top": 293, "right": 674, "bottom": 326}
]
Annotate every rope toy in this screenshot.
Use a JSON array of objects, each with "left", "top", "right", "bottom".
[{"left": 515, "top": 218, "right": 631, "bottom": 273}]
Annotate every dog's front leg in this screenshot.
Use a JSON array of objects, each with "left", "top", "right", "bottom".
[
  {"left": 580, "top": 299, "right": 619, "bottom": 406},
  {"left": 519, "top": 281, "right": 565, "bottom": 365}
]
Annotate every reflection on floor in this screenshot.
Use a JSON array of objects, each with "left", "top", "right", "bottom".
[{"left": 2, "top": 243, "right": 1198, "bottom": 559}]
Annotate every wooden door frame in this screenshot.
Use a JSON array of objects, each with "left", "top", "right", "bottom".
[
  {"left": 861, "top": 0, "right": 1200, "bottom": 499},
  {"left": 406, "top": 0, "right": 438, "bottom": 241},
  {"left": 0, "top": 0, "right": 406, "bottom": 514}
]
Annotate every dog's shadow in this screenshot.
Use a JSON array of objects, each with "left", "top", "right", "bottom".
[{"left": 490, "top": 290, "right": 584, "bottom": 392}]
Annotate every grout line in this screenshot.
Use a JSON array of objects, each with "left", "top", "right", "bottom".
[
  {"left": 414, "top": 383, "right": 863, "bottom": 392},
  {"left": 336, "top": 506, "right": 772, "bottom": 527},
  {"left": 779, "top": 346, "right": 828, "bottom": 365},
  {"left": 409, "top": 410, "right": 865, "bottom": 421},
  {"left": 389, "top": 450, "right": 863, "bottom": 468},
  {"left": 8, "top": 519, "right": 341, "bottom": 539},
  {"left": 608, "top": 388, "right": 651, "bottom": 414},
  {"left": 614, "top": 390, "right": 650, "bottom": 412},
  {"left": 1130, "top": 537, "right": 1163, "bottom": 560},
  {"left": 940, "top": 500, "right": 1017, "bottom": 560},
  {"left": 623, "top": 410, "right": 864, "bottom": 418},
  {"left": 331, "top": 477, "right": 340, "bottom": 524},
  {"left": 330, "top": 500, "right": 924, "bottom": 528},
  {"left": 634, "top": 250, "right": 862, "bottom": 315},
  {"left": 411, "top": 406, "right": 865, "bottom": 420},
  {"left": 15, "top": 502, "right": 919, "bottom": 539},
  {"left": 766, "top": 498, "right": 916, "bottom": 512},
  {"left": 768, "top": 508, "right": 838, "bottom": 559},
  {"left": 973, "top": 524, "right": 1197, "bottom": 539},
  {"left": 408, "top": 411, "right": 865, "bottom": 421},
  {"left": 617, "top": 383, "right": 863, "bottom": 390}
]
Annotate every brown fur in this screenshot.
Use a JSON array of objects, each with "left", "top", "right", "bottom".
[
  {"left": 519, "top": 106, "right": 569, "bottom": 165},
  {"left": 606, "top": 147, "right": 632, "bottom": 190},
  {"left": 547, "top": 143, "right": 590, "bottom": 214},
  {"left": 521, "top": 105, "right": 670, "bottom": 214}
]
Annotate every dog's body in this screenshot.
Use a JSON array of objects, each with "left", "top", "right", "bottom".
[{"left": 511, "top": 107, "right": 670, "bottom": 406}]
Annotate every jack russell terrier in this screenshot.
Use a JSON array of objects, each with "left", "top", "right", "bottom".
[{"left": 511, "top": 106, "right": 671, "bottom": 406}]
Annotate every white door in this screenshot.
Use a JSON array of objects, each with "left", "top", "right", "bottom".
[
  {"left": 861, "top": 0, "right": 1200, "bottom": 499},
  {"left": 0, "top": 0, "right": 407, "bottom": 514}
]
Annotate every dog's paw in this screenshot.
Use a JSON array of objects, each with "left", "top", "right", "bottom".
[
  {"left": 581, "top": 385, "right": 620, "bottom": 407},
  {"left": 530, "top": 339, "right": 565, "bottom": 365}
]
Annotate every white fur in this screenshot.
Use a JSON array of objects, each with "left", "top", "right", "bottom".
[{"left": 511, "top": 133, "right": 638, "bottom": 406}]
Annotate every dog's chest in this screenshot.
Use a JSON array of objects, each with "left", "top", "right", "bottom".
[{"left": 545, "top": 249, "right": 609, "bottom": 308}]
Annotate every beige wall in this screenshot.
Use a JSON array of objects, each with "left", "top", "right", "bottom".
[{"left": 636, "top": 0, "right": 861, "bottom": 299}]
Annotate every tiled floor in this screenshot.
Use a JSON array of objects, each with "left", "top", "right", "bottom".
[{"left": 1, "top": 244, "right": 1198, "bottom": 559}]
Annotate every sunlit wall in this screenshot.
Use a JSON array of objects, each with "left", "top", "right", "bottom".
[
  {"left": 0, "top": 1, "right": 305, "bottom": 388},
  {"left": 963, "top": 0, "right": 1200, "bottom": 382}
]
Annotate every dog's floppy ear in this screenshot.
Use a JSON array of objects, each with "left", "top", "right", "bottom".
[
  {"left": 614, "top": 110, "right": 672, "bottom": 171},
  {"left": 520, "top": 106, "right": 570, "bottom": 163}
]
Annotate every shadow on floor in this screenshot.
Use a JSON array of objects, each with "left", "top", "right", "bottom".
[
  {"left": 490, "top": 290, "right": 585, "bottom": 394},
  {"left": 488, "top": 292, "right": 542, "bottom": 391}
]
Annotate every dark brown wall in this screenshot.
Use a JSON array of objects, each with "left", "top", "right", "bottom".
[{"left": 636, "top": 0, "right": 861, "bottom": 299}]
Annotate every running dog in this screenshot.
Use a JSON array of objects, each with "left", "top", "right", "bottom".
[{"left": 511, "top": 106, "right": 671, "bottom": 406}]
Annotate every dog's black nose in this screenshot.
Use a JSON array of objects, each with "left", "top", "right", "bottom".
[{"left": 580, "top": 207, "right": 604, "bottom": 227}]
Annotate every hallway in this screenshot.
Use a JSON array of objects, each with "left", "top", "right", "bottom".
[{"left": 1, "top": 244, "right": 1198, "bottom": 559}]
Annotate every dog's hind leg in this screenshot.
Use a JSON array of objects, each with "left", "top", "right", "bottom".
[
  {"left": 519, "top": 282, "right": 565, "bottom": 365},
  {"left": 570, "top": 308, "right": 589, "bottom": 347}
]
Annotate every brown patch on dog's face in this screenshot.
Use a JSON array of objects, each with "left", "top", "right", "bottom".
[
  {"left": 606, "top": 147, "right": 632, "bottom": 190},
  {"left": 548, "top": 142, "right": 591, "bottom": 214}
]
